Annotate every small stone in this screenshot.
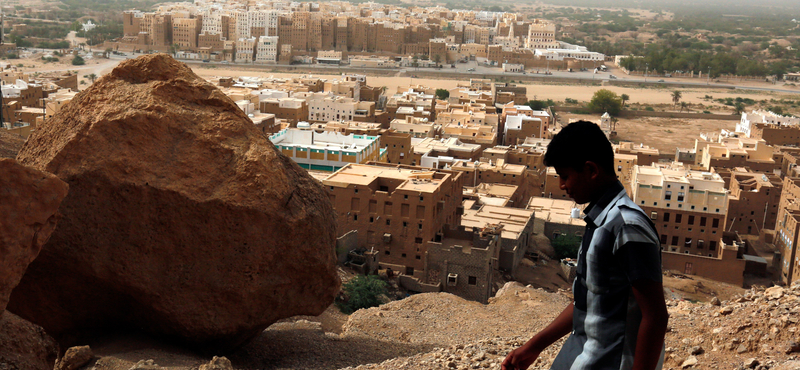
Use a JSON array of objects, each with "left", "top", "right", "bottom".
[
  {"left": 682, "top": 356, "right": 698, "bottom": 368},
  {"left": 738, "top": 344, "right": 749, "bottom": 354},
  {"left": 720, "top": 306, "right": 734, "bottom": 315},
  {"left": 56, "top": 346, "right": 94, "bottom": 370},
  {"left": 765, "top": 286, "right": 785, "bottom": 300},
  {"left": 710, "top": 297, "right": 721, "bottom": 306},
  {"left": 690, "top": 346, "right": 704, "bottom": 355},
  {"left": 199, "top": 356, "right": 232, "bottom": 370},
  {"left": 785, "top": 342, "right": 800, "bottom": 354},
  {"left": 744, "top": 358, "right": 759, "bottom": 369}
]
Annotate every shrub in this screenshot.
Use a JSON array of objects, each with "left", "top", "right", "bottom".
[
  {"left": 6, "top": 53, "right": 19, "bottom": 59},
  {"left": 645, "top": 106, "right": 655, "bottom": 111},
  {"left": 435, "top": 88, "right": 449, "bottom": 100},
  {"left": 565, "top": 98, "right": 579, "bottom": 104},
  {"left": 336, "top": 275, "right": 388, "bottom": 314},
  {"left": 703, "top": 110, "right": 712, "bottom": 114},
  {"left": 588, "top": 89, "right": 623, "bottom": 116},
  {"left": 552, "top": 234, "right": 581, "bottom": 259},
  {"left": 71, "top": 55, "right": 85, "bottom": 65}
]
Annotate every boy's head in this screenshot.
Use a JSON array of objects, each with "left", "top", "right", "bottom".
[{"left": 544, "top": 120, "right": 616, "bottom": 204}]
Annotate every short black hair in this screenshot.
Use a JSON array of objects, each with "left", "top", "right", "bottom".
[{"left": 544, "top": 120, "right": 614, "bottom": 174}]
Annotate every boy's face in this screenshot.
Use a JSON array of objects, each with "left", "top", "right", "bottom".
[{"left": 554, "top": 164, "right": 596, "bottom": 205}]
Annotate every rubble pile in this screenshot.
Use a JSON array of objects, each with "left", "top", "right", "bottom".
[{"left": 662, "top": 283, "right": 800, "bottom": 370}]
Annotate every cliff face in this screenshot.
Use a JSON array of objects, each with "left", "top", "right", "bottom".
[{"left": 11, "top": 54, "right": 340, "bottom": 352}]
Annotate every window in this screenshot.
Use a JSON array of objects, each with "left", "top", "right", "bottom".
[
  {"left": 416, "top": 255, "right": 421, "bottom": 260},
  {"left": 406, "top": 267, "right": 414, "bottom": 275},
  {"left": 664, "top": 213, "right": 670, "bottom": 222},
  {"left": 354, "top": 188, "right": 359, "bottom": 194},
  {"left": 677, "top": 192, "right": 684, "bottom": 202},
  {"left": 369, "top": 216, "right": 374, "bottom": 223},
  {"left": 468, "top": 276, "right": 477, "bottom": 285},
  {"left": 671, "top": 236, "right": 679, "bottom": 245},
  {"left": 415, "top": 237, "right": 422, "bottom": 244},
  {"left": 353, "top": 214, "right": 358, "bottom": 221},
  {"left": 700, "top": 217, "right": 707, "bottom": 227},
  {"left": 665, "top": 191, "right": 672, "bottom": 201},
  {"left": 401, "top": 253, "right": 407, "bottom": 258},
  {"left": 385, "top": 250, "right": 390, "bottom": 255},
  {"left": 712, "top": 218, "right": 720, "bottom": 228},
  {"left": 447, "top": 273, "right": 457, "bottom": 286},
  {"left": 404, "top": 194, "right": 408, "bottom": 199},
  {"left": 675, "top": 214, "right": 683, "bottom": 223},
  {"left": 403, "top": 221, "right": 408, "bottom": 227},
  {"left": 698, "top": 240, "right": 705, "bottom": 248},
  {"left": 386, "top": 219, "right": 391, "bottom": 226},
  {"left": 650, "top": 212, "right": 658, "bottom": 220},
  {"left": 688, "top": 215, "right": 695, "bottom": 225},
  {"left": 418, "top": 223, "right": 423, "bottom": 230},
  {"left": 709, "top": 241, "right": 717, "bottom": 251},
  {"left": 660, "top": 234, "right": 668, "bottom": 244},
  {"left": 685, "top": 237, "right": 692, "bottom": 247}
]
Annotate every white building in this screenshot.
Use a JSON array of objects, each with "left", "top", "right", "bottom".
[
  {"left": 737, "top": 110, "right": 800, "bottom": 138},
  {"left": 295, "top": 92, "right": 372, "bottom": 122},
  {"left": 255, "top": 36, "right": 278, "bottom": 63},
  {"left": 269, "top": 128, "right": 384, "bottom": 172},
  {"left": 502, "top": 63, "right": 524, "bottom": 73}
]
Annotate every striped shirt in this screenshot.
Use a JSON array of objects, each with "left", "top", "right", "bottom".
[{"left": 551, "top": 181, "right": 665, "bottom": 370}]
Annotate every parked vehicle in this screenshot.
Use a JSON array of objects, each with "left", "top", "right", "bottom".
[{"left": 609, "top": 75, "right": 618, "bottom": 79}]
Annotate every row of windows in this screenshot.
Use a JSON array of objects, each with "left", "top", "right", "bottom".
[
  {"left": 651, "top": 212, "right": 720, "bottom": 228},
  {"left": 659, "top": 234, "right": 718, "bottom": 250}
]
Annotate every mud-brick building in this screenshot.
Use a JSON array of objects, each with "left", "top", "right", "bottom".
[{"left": 322, "top": 163, "right": 465, "bottom": 280}]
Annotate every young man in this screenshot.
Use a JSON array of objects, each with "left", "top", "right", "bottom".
[{"left": 502, "top": 121, "right": 669, "bottom": 370}]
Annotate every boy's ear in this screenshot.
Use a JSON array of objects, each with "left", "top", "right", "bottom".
[{"left": 584, "top": 161, "right": 601, "bottom": 180}]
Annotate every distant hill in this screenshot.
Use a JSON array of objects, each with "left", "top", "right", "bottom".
[{"left": 535, "top": 0, "right": 800, "bottom": 16}]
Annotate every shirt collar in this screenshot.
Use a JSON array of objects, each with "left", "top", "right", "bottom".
[{"left": 583, "top": 180, "right": 626, "bottom": 227}]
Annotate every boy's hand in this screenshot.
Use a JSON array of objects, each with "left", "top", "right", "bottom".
[{"left": 501, "top": 344, "right": 540, "bottom": 370}]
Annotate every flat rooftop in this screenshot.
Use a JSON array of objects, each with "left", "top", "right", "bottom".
[
  {"left": 461, "top": 199, "right": 533, "bottom": 240},
  {"left": 323, "top": 163, "right": 448, "bottom": 193},
  {"left": 526, "top": 197, "right": 586, "bottom": 226}
]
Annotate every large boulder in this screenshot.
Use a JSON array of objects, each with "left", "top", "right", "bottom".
[
  {"left": 10, "top": 54, "right": 340, "bottom": 351},
  {"left": 0, "top": 311, "right": 59, "bottom": 370},
  {"left": 0, "top": 158, "right": 68, "bottom": 312}
]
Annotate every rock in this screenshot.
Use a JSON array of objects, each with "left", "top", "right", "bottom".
[
  {"left": 786, "top": 341, "right": 800, "bottom": 354},
  {"left": 129, "top": 359, "right": 160, "bottom": 370},
  {"left": 9, "top": 54, "right": 339, "bottom": 351},
  {"left": 690, "top": 346, "right": 704, "bottom": 355},
  {"left": 744, "top": 358, "right": 759, "bottom": 369},
  {"left": 681, "top": 355, "right": 698, "bottom": 368},
  {"left": 56, "top": 345, "right": 94, "bottom": 370},
  {"left": 765, "top": 286, "right": 785, "bottom": 300},
  {"left": 720, "top": 306, "right": 734, "bottom": 315},
  {"left": 199, "top": 356, "right": 232, "bottom": 370},
  {"left": 0, "top": 130, "right": 25, "bottom": 159},
  {"left": 773, "top": 360, "right": 800, "bottom": 370},
  {"left": 0, "top": 159, "right": 68, "bottom": 312},
  {"left": 710, "top": 297, "right": 721, "bottom": 306},
  {"left": 737, "top": 343, "right": 749, "bottom": 354},
  {"left": 530, "top": 234, "right": 556, "bottom": 259},
  {"left": 0, "top": 311, "right": 59, "bottom": 370}
]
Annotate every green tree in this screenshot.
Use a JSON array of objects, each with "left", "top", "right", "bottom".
[
  {"left": 432, "top": 54, "right": 441, "bottom": 66},
  {"left": 71, "top": 55, "right": 85, "bottom": 65},
  {"left": 734, "top": 102, "right": 746, "bottom": 115},
  {"left": 552, "top": 234, "right": 581, "bottom": 259},
  {"left": 336, "top": 275, "right": 388, "bottom": 314},
  {"left": 621, "top": 94, "right": 630, "bottom": 108},
  {"left": 435, "top": 88, "right": 449, "bottom": 100},
  {"left": 87, "top": 73, "right": 97, "bottom": 83},
  {"left": 671, "top": 90, "right": 682, "bottom": 106},
  {"left": 679, "top": 102, "right": 689, "bottom": 113},
  {"left": 588, "top": 89, "right": 623, "bottom": 116}
]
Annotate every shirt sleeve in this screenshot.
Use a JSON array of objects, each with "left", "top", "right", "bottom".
[{"left": 615, "top": 224, "right": 663, "bottom": 283}]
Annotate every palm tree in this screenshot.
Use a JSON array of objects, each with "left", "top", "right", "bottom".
[
  {"left": 671, "top": 91, "right": 682, "bottom": 106},
  {"left": 87, "top": 73, "right": 97, "bottom": 83},
  {"left": 621, "top": 94, "right": 630, "bottom": 108},
  {"left": 680, "top": 102, "right": 688, "bottom": 113}
]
